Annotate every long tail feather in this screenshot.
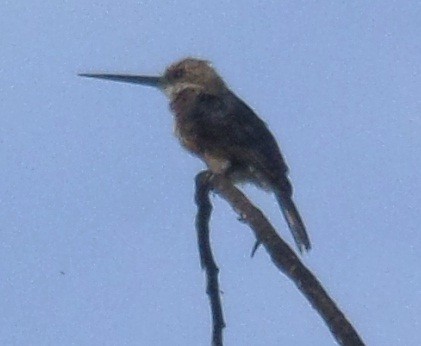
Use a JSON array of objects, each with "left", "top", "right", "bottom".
[{"left": 275, "top": 191, "right": 311, "bottom": 253}]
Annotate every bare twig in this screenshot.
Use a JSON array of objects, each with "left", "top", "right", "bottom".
[
  {"left": 195, "top": 171, "right": 365, "bottom": 346},
  {"left": 195, "top": 171, "right": 225, "bottom": 346}
]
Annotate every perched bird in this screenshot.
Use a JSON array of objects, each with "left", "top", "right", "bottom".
[{"left": 80, "top": 58, "right": 311, "bottom": 253}]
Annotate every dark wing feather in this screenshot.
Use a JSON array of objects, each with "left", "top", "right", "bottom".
[{"left": 188, "top": 91, "right": 289, "bottom": 186}]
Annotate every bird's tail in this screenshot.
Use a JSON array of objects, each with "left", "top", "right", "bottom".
[{"left": 275, "top": 190, "right": 311, "bottom": 253}]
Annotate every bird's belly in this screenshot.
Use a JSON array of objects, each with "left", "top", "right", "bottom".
[
  {"left": 174, "top": 122, "right": 272, "bottom": 189},
  {"left": 203, "top": 153, "right": 231, "bottom": 175},
  {"left": 174, "top": 123, "right": 232, "bottom": 174},
  {"left": 174, "top": 123, "right": 200, "bottom": 154}
]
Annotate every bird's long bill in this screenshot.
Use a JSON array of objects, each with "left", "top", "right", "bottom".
[{"left": 78, "top": 73, "right": 163, "bottom": 88}]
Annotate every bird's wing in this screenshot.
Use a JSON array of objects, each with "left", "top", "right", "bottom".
[{"left": 189, "top": 92, "right": 289, "bottom": 185}]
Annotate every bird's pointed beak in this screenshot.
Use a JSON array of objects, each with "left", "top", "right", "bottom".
[{"left": 78, "top": 73, "right": 164, "bottom": 89}]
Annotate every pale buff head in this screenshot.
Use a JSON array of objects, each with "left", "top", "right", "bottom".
[{"left": 162, "top": 58, "right": 227, "bottom": 99}]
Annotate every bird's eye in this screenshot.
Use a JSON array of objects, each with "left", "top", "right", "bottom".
[{"left": 173, "top": 68, "right": 184, "bottom": 79}]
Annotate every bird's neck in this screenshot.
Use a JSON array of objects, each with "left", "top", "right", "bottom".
[{"left": 169, "top": 87, "right": 201, "bottom": 118}]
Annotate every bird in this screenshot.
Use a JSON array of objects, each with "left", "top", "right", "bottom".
[{"left": 79, "top": 58, "right": 311, "bottom": 253}]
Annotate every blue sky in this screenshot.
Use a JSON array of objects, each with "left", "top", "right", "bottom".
[{"left": 1, "top": 1, "right": 420, "bottom": 345}]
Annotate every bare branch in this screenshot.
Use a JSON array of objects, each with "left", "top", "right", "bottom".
[
  {"left": 195, "top": 171, "right": 225, "bottom": 346},
  {"left": 195, "top": 171, "right": 365, "bottom": 346}
]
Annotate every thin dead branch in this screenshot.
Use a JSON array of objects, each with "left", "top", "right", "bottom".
[
  {"left": 195, "top": 171, "right": 365, "bottom": 346},
  {"left": 195, "top": 171, "right": 225, "bottom": 346}
]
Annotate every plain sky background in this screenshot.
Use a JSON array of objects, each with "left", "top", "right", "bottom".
[{"left": 1, "top": 1, "right": 420, "bottom": 345}]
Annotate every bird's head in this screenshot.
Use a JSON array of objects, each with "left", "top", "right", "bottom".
[
  {"left": 79, "top": 57, "right": 226, "bottom": 100},
  {"left": 162, "top": 58, "right": 226, "bottom": 99}
]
